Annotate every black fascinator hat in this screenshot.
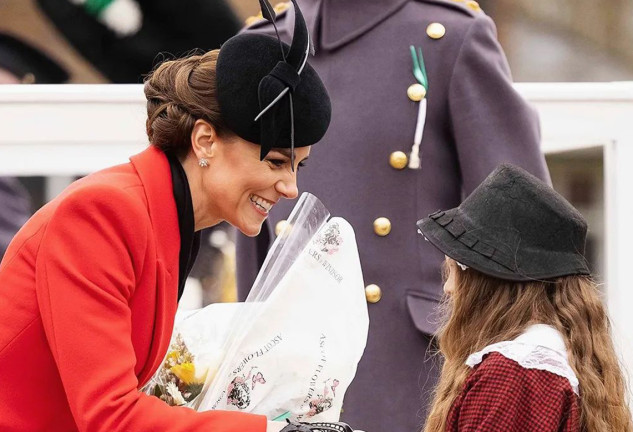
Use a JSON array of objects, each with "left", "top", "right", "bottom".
[
  {"left": 417, "top": 164, "right": 591, "bottom": 281},
  {"left": 216, "top": 0, "right": 331, "bottom": 169}
]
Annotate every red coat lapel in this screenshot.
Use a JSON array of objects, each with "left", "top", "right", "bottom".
[
  {"left": 130, "top": 146, "right": 180, "bottom": 270},
  {"left": 130, "top": 146, "right": 181, "bottom": 386}
]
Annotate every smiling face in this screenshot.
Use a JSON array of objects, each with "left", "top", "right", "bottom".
[
  {"left": 185, "top": 120, "right": 309, "bottom": 236},
  {"left": 209, "top": 139, "right": 309, "bottom": 237}
]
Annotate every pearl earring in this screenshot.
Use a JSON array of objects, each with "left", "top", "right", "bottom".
[{"left": 198, "top": 158, "right": 209, "bottom": 167}]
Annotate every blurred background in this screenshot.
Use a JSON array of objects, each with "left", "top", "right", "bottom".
[
  {"left": 3, "top": 0, "right": 633, "bottom": 83},
  {"left": 1, "top": 0, "right": 631, "bottom": 305}
]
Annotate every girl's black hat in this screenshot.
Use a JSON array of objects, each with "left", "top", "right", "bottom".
[
  {"left": 417, "top": 164, "right": 591, "bottom": 281},
  {"left": 216, "top": 0, "right": 331, "bottom": 168}
]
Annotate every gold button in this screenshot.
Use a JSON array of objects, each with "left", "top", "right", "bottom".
[
  {"left": 274, "top": 1, "right": 290, "bottom": 13},
  {"left": 426, "top": 22, "right": 446, "bottom": 39},
  {"left": 373, "top": 217, "right": 392, "bottom": 236},
  {"left": 275, "top": 219, "right": 290, "bottom": 236},
  {"left": 466, "top": 1, "right": 482, "bottom": 12},
  {"left": 407, "top": 83, "right": 426, "bottom": 102},
  {"left": 389, "top": 151, "right": 409, "bottom": 170},
  {"left": 365, "top": 284, "right": 382, "bottom": 303}
]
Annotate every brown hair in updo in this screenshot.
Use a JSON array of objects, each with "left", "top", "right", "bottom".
[{"left": 144, "top": 50, "right": 229, "bottom": 158}]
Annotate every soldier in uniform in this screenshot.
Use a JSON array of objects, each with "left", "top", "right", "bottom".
[{"left": 236, "top": 1, "right": 550, "bottom": 431}]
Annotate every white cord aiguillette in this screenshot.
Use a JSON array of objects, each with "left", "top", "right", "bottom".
[{"left": 409, "top": 98, "right": 426, "bottom": 169}]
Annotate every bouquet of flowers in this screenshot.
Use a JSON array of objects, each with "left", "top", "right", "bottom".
[
  {"left": 145, "top": 193, "right": 369, "bottom": 422},
  {"left": 146, "top": 334, "right": 205, "bottom": 406},
  {"left": 143, "top": 302, "right": 242, "bottom": 407}
]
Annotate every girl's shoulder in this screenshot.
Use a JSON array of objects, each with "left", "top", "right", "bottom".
[
  {"left": 448, "top": 351, "right": 581, "bottom": 432},
  {"left": 446, "top": 325, "right": 581, "bottom": 431},
  {"left": 466, "top": 324, "right": 579, "bottom": 395},
  {"left": 466, "top": 352, "right": 575, "bottom": 398}
]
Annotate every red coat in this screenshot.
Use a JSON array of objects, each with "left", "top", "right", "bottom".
[{"left": 0, "top": 147, "right": 266, "bottom": 432}]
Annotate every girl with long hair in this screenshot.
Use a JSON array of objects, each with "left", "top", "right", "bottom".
[{"left": 417, "top": 164, "right": 632, "bottom": 432}]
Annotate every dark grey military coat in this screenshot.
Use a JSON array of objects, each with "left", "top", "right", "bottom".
[{"left": 237, "top": 1, "right": 550, "bottom": 431}]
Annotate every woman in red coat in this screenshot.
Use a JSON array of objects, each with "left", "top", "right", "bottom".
[{"left": 0, "top": 1, "right": 336, "bottom": 430}]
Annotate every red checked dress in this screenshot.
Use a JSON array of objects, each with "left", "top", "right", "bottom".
[{"left": 446, "top": 324, "right": 581, "bottom": 432}]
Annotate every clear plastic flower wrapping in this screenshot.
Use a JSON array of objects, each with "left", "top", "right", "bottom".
[{"left": 143, "top": 193, "right": 369, "bottom": 422}]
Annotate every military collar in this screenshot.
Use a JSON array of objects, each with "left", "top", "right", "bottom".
[
  {"left": 282, "top": 0, "right": 322, "bottom": 49},
  {"left": 288, "top": 0, "right": 410, "bottom": 51}
]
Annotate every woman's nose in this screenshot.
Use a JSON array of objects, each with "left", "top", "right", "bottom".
[{"left": 275, "top": 176, "right": 299, "bottom": 199}]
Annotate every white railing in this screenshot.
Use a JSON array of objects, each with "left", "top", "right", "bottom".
[
  {"left": 1, "top": 82, "right": 633, "bottom": 386},
  {"left": 0, "top": 85, "right": 147, "bottom": 176}
]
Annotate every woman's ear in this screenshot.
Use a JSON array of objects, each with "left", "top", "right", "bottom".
[{"left": 191, "top": 119, "right": 218, "bottom": 160}]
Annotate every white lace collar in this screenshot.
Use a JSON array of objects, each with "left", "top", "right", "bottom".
[{"left": 465, "top": 324, "right": 579, "bottom": 395}]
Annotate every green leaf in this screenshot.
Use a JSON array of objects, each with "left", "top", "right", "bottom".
[
  {"left": 152, "top": 385, "right": 163, "bottom": 398},
  {"left": 409, "top": 45, "right": 428, "bottom": 90}
]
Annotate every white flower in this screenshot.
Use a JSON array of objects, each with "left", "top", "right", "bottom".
[
  {"left": 68, "top": 0, "right": 142, "bottom": 37},
  {"left": 166, "top": 382, "right": 186, "bottom": 406}
]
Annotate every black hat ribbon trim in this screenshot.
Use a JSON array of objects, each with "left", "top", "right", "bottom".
[
  {"left": 429, "top": 211, "right": 517, "bottom": 271},
  {"left": 254, "top": 0, "right": 312, "bottom": 170},
  {"left": 269, "top": 61, "right": 302, "bottom": 91}
]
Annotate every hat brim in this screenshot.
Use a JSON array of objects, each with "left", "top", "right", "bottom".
[{"left": 417, "top": 208, "right": 532, "bottom": 282}]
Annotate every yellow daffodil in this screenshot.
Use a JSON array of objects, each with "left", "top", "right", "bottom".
[{"left": 171, "top": 362, "right": 197, "bottom": 385}]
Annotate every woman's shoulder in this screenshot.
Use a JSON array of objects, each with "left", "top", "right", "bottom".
[
  {"left": 26, "top": 162, "right": 151, "bottom": 247},
  {"left": 11, "top": 162, "right": 146, "bottom": 245},
  {"left": 49, "top": 163, "right": 145, "bottom": 212},
  {"left": 68, "top": 162, "right": 144, "bottom": 198}
]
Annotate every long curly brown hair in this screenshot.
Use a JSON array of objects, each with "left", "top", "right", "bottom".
[{"left": 423, "top": 258, "right": 632, "bottom": 432}]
